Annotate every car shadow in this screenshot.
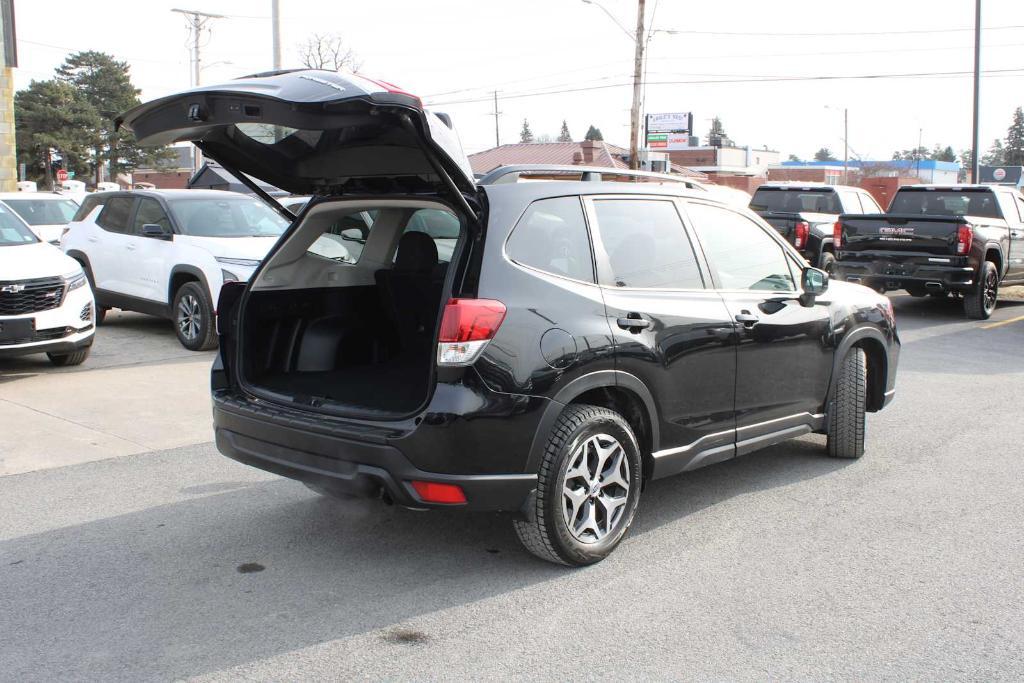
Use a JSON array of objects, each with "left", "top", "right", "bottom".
[
  {"left": 1, "top": 436, "right": 847, "bottom": 680},
  {"left": 889, "top": 293, "right": 1024, "bottom": 333}
]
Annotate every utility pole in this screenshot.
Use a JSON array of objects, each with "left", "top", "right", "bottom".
[
  {"left": 271, "top": 0, "right": 282, "bottom": 70},
  {"left": 970, "top": 0, "right": 981, "bottom": 182},
  {"left": 843, "top": 108, "right": 849, "bottom": 185},
  {"left": 172, "top": 8, "right": 225, "bottom": 172},
  {"left": 916, "top": 127, "right": 923, "bottom": 179},
  {"left": 628, "top": 0, "right": 646, "bottom": 170},
  {"left": 491, "top": 91, "right": 501, "bottom": 147}
]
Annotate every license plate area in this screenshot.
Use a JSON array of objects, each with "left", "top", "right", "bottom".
[{"left": 0, "top": 317, "right": 34, "bottom": 342}]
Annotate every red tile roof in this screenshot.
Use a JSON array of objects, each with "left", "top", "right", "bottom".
[{"left": 468, "top": 141, "right": 707, "bottom": 180}]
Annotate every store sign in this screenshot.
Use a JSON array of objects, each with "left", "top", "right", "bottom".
[
  {"left": 646, "top": 132, "right": 690, "bottom": 150},
  {"left": 646, "top": 112, "right": 692, "bottom": 134}
]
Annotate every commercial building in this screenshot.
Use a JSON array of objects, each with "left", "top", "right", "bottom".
[
  {"left": 468, "top": 140, "right": 707, "bottom": 180},
  {"left": 771, "top": 159, "right": 961, "bottom": 185}
]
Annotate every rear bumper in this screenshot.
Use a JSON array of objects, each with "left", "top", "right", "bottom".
[
  {"left": 835, "top": 254, "right": 974, "bottom": 292},
  {"left": 213, "top": 392, "right": 537, "bottom": 512}
]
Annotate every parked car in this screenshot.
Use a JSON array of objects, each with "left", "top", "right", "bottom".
[
  {"left": 750, "top": 183, "right": 884, "bottom": 273},
  {"left": 119, "top": 70, "right": 900, "bottom": 565},
  {"left": 0, "top": 202, "right": 95, "bottom": 366},
  {"left": 0, "top": 192, "right": 80, "bottom": 245},
  {"left": 61, "top": 189, "right": 289, "bottom": 350},
  {"left": 834, "top": 184, "right": 1024, "bottom": 319}
]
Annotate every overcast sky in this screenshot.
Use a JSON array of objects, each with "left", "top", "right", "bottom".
[{"left": 12, "top": 0, "right": 1024, "bottom": 161}]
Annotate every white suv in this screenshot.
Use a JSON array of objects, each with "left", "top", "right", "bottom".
[
  {"left": 61, "top": 189, "right": 289, "bottom": 350},
  {"left": 0, "top": 192, "right": 80, "bottom": 244},
  {"left": 0, "top": 202, "right": 95, "bottom": 366}
]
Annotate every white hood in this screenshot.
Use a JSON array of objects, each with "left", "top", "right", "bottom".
[
  {"left": 175, "top": 235, "right": 280, "bottom": 261},
  {"left": 0, "top": 242, "right": 81, "bottom": 280}
]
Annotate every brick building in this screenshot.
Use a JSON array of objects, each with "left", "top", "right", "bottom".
[{"left": 666, "top": 145, "right": 781, "bottom": 194}]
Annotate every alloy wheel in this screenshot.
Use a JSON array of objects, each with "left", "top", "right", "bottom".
[
  {"left": 983, "top": 270, "right": 998, "bottom": 313},
  {"left": 562, "top": 433, "right": 631, "bottom": 544},
  {"left": 177, "top": 293, "right": 202, "bottom": 341}
]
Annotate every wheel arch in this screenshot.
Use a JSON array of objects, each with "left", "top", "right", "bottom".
[
  {"left": 982, "top": 244, "right": 1004, "bottom": 277},
  {"left": 168, "top": 265, "right": 212, "bottom": 306},
  {"left": 829, "top": 326, "right": 888, "bottom": 414}
]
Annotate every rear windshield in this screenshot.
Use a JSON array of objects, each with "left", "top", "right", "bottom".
[
  {"left": 888, "top": 190, "right": 1003, "bottom": 219},
  {"left": 0, "top": 204, "right": 38, "bottom": 246},
  {"left": 2, "top": 198, "right": 80, "bottom": 225},
  {"left": 750, "top": 188, "right": 841, "bottom": 214},
  {"left": 169, "top": 196, "right": 289, "bottom": 237}
]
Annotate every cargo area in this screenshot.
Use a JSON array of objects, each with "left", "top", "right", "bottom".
[{"left": 238, "top": 200, "right": 462, "bottom": 418}]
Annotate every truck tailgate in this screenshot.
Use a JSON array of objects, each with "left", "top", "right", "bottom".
[{"left": 840, "top": 214, "right": 964, "bottom": 255}]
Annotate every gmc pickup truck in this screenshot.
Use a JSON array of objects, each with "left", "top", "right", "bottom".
[
  {"left": 749, "top": 183, "right": 884, "bottom": 273},
  {"left": 834, "top": 185, "right": 1024, "bottom": 319}
]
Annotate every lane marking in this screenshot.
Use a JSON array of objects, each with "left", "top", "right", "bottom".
[{"left": 981, "top": 314, "right": 1024, "bottom": 330}]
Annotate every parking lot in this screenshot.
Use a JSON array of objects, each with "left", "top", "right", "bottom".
[{"left": 2, "top": 292, "right": 1023, "bottom": 680}]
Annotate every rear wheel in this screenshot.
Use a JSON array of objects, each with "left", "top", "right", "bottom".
[
  {"left": 513, "top": 404, "right": 642, "bottom": 566},
  {"left": 47, "top": 347, "right": 90, "bottom": 366},
  {"left": 827, "top": 347, "right": 867, "bottom": 459},
  {"left": 818, "top": 251, "right": 836, "bottom": 274},
  {"left": 964, "top": 261, "right": 998, "bottom": 320},
  {"left": 173, "top": 281, "right": 218, "bottom": 351}
]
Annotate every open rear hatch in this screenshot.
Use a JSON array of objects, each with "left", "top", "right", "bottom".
[{"left": 118, "top": 70, "right": 483, "bottom": 419}]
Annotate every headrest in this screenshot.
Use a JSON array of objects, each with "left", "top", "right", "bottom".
[{"left": 395, "top": 231, "right": 437, "bottom": 271}]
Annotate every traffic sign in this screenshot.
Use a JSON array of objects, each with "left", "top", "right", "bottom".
[{"left": 56, "top": 169, "right": 68, "bottom": 182}]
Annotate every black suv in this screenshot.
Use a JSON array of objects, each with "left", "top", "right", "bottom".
[{"left": 119, "top": 70, "right": 900, "bottom": 565}]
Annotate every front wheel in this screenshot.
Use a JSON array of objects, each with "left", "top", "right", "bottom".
[
  {"left": 827, "top": 347, "right": 867, "bottom": 459},
  {"left": 47, "top": 347, "right": 90, "bottom": 366},
  {"left": 513, "top": 404, "right": 642, "bottom": 566},
  {"left": 173, "top": 281, "right": 218, "bottom": 351},
  {"left": 964, "top": 261, "right": 998, "bottom": 320}
]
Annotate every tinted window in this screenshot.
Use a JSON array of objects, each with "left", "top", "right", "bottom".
[
  {"left": 688, "top": 203, "right": 796, "bottom": 291},
  {"left": 169, "top": 196, "right": 288, "bottom": 237},
  {"left": 750, "top": 188, "right": 841, "bottom": 214},
  {"left": 132, "top": 198, "right": 173, "bottom": 234},
  {"left": 96, "top": 197, "right": 135, "bottom": 234},
  {"left": 72, "top": 195, "right": 104, "bottom": 222},
  {"left": 889, "top": 190, "right": 1002, "bottom": 218},
  {"left": 592, "top": 199, "right": 703, "bottom": 289},
  {"left": 2, "top": 198, "right": 79, "bottom": 225},
  {"left": 507, "top": 197, "right": 594, "bottom": 282},
  {"left": 0, "top": 204, "right": 37, "bottom": 245}
]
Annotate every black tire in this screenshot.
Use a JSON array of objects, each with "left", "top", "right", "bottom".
[
  {"left": 172, "top": 281, "right": 218, "bottom": 351},
  {"left": 964, "top": 261, "right": 998, "bottom": 320},
  {"left": 905, "top": 286, "right": 927, "bottom": 298},
  {"left": 818, "top": 251, "right": 836, "bottom": 274},
  {"left": 47, "top": 347, "right": 90, "bottom": 366},
  {"left": 827, "top": 347, "right": 866, "bottom": 459},
  {"left": 513, "top": 404, "right": 642, "bottom": 566}
]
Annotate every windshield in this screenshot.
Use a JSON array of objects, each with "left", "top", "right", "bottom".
[
  {"left": 889, "top": 190, "right": 1003, "bottom": 219},
  {"left": 169, "top": 197, "right": 289, "bottom": 237},
  {"left": 2, "top": 197, "right": 80, "bottom": 225},
  {"left": 750, "top": 189, "right": 841, "bottom": 214},
  {"left": 0, "top": 205, "right": 39, "bottom": 246}
]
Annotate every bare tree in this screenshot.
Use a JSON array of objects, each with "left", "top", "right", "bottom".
[{"left": 298, "top": 33, "right": 362, "bottom": 71}]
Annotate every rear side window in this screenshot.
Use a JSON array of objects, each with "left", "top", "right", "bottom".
[
  {"left": 591, "top": 198, "right": 703, "bottom": 289},
  {"left": 687, "top": 202, "right": 796, "bottom": 292},
  {"left": 96, "top": 197, "right": 135, "bottom": 234},
  {"left": 73, "top": 195, "right": 105, "bottom": 222},
  {"left": 506, "top": 197, "right": 594, "bottom": 282},
  {"left": 307, "top": 210, "right": 378, "bottom": 264},
  {"left": 889, "top": 190, "right": 1002, "bottom": 218},
  {"left": 837, "top": 189, "right": 864, "bottom": 214},
  {"left": 403, "top": 209, "right": 460, "bottom": 264}
]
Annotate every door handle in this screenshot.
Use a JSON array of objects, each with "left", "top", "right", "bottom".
[
  {"left": 87, "top": 236, "right": 98, "bottom": 243},
  {"left": 126, "top": 243, "right": 137, "bottom": 251},
  {"left": 616, "top": 316, "right": 652, "bottom": 331},
  {"left": 734, "top": 312, "right": 759, "bottom": 327}
]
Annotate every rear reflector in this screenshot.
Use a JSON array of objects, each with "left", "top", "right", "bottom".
[
  {"left": 410, "top": 480, "right": 467, "bottom": 504},
  {"left": 437, "top": 298, "right": 506, "bottom": 366}
]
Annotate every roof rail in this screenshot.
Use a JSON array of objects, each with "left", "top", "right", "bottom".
[{"left": 476, "top": 164, "right": 705, "bottom": 187}]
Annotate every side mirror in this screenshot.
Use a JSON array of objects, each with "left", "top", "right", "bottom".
[
  {"left": 799, "top": 266, "right": 829, "bottom": 306},
  {"left": 141, "top": 223, "right": 172, "bottom": 241}
]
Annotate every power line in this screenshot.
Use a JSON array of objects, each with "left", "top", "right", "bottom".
[{"left": 654, "top": 24, "right": 1024, "bottom": 37}]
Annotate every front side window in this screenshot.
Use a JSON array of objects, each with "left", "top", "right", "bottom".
[
  {"left": 169, "top": 196, "right": 289, "bottom": 237},
  {"left": 132, "top": 198, "right": 173, "bottom": 234},
  {"left": 591, "top": 198, "right": 703, "bottom": 289},
  {"left": 687, "top": 202, "right": 796, "bottom": 292},
  {"left": 96, "top": 197, "right": 135, "bottom": 234},
  {"left": 506, "top": 196, "right": 594, "bottom": 282},
  {"left": 2, "top": 198, "right": 79, "bottom": 225}
]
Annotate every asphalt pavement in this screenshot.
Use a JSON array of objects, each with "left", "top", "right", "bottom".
[{"left": 1, "top": 294, "right": 1023, "bottom": 681}]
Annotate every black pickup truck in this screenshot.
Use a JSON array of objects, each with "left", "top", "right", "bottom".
[
  {"left": 835, "top": 185, "right": 1024, "bottom": 319},
  {"left": 750, "top": 183, "right": 884, "bottom": 272}
]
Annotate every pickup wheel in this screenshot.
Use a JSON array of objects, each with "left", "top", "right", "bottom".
[
  {"left": 513, "top": 404, "right": 642, "bottom": 566},
  {"left": 173, "top": 281, "right": 218, "bottom": 351},
  {"left": 964, "top": 260, "right": 998, "bottom": 320},
  {"left": 827, "top": 347, "right": 866, "bottom": 459},
  {"left": 818, "top": 251, "right": 836, "bottom": 274}
]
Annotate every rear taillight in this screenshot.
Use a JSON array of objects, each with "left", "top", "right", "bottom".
[
  {"left": 359, "top": 74, "right": 422, "bottom": 105},
  {"left": 956, "top": 224, "right": 973, "bottom": 255},
  {"left": 793, "top": 221, "right": 810, "bottom": 249},
  {"left": 833, "top": 220, "right": 842, "bottom": 249},
  {"left": 437, "top": 298, "right": 506, "bottom": 366}
]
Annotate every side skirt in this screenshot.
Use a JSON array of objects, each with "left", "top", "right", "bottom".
[{"left": 93, "top": 288, "right": 172, "bottom": 319}]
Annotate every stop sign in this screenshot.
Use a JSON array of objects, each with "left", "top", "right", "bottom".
[{"left": 56, "top": 169, "right": 69, "bottom": 182}]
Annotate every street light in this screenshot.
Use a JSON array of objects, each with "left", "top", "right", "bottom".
[{"left": 825, "top": 105, "right": 849, "bottom": 185}]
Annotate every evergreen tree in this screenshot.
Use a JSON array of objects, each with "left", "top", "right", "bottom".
[
  {"left": 14, "top": 80, "right": 100, "bottom": 189},
  {"left": 814, "top": 147, "right": 837, "bottom": 161},
  {"left": 786, "top": 154, "right": 801, "bottom": 162},
  {"left": 982, "top": 138, "right": 1005, "bottom": 166},
  {"left": 930, "top": 145, "right": 957, "bottom": 162},
  {"left": 709, "top": 116, "right": 727, "bottom": 138},
  {"left": 519, "top": 118, "right": 534, "bottom": 143},
  {"left": 1005, "top": 106, "right": 1024, "bottom": 166},
  {"left": 557, "top": 120, "right": 572, "bottom": 142},
  {"left": 55, "top": 51, "right": 172, "bottom": 184},
  {"left": 584, "top": 125, "right": 603, "bottom": 141}
]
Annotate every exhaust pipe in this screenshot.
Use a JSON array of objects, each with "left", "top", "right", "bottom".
[{"left": 925, "top": 281, "right": 944, "bottom": 291}]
